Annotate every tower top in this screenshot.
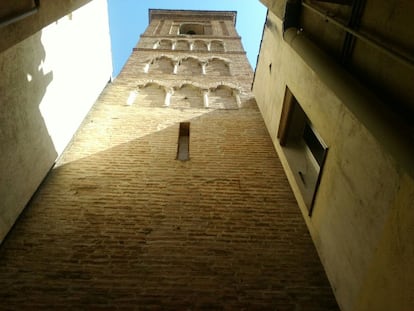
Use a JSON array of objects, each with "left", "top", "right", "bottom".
[{"left": 149, "top": 9, "right": 237, "bottom": 26}]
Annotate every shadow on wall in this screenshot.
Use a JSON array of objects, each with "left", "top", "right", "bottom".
[
  {"left": 0, "top": 29, "right": 56, "bottom": 242},
  {"left": 0, "top": 107, "right": 338, "bottom": 310},
  {"left": 0, "top": 0, "right": 93, "bottom": 53}
]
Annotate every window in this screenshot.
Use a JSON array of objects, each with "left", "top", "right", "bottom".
[
  {"left": 278, "top": 87, "right": 328, "bottom": 215},
  {"left": 179, "top": 23, "right": 205, "bottom": 35},
  {"left": 177, "top": 122, "right": 190, "bottom": 161}
]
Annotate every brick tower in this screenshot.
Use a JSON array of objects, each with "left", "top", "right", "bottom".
[
  {"left": 0, "top": 9, "right": 338, "bottom": 309},
  {"left": 115, "top": 9, "right": 256, "bottom": 159},
  {"left": 123, "top": 9, "right": 255, "bottom": 119}
]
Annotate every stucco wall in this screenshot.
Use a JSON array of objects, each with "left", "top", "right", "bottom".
[
  {"left": 0, "top": 0, "right": 112, "bottom": 243},
  {"left": 0, "top": 0, "right": 93, "bottom": 53},
  {"left": 253, "top": 10, "right": 414, "bottom": 311}
]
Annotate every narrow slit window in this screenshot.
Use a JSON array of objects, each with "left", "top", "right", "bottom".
[{"left": 177, "top": 122, "right": 190, "bottom": 161}]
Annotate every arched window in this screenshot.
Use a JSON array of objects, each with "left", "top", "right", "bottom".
[{"left": 179, "top": 23, "right": 205, "bottom": 35}]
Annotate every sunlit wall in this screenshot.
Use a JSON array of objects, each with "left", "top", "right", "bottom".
[{"left": 0, "top": 0, "right": 112, "bottom": 242}]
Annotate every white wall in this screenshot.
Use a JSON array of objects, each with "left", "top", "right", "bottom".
[{"left": 0, "top": 0, "right": 112, "bottom": 242}]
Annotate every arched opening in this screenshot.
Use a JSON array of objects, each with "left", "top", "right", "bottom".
[
  {"left": 158, "top": 39, "right": 173, "bottom": 50},
  {"left": 179, "top": 23, "right": 205, "bottom": 35}
]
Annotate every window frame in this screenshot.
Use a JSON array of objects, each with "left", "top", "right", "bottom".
[{"left": 278, "top": 87, "right": 328, "bottom": 215}]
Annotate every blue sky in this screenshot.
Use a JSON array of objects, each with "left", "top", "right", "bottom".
[{"left": 107, "top": 0, "right": 267, "bottom": 77}]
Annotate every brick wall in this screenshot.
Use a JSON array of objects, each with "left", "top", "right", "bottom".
[
  {"left": 0, "top": 10, "right": 338, "bottom": 309},
  {"left": 0, "top": 82, "right": 338, "bottom": 310}
]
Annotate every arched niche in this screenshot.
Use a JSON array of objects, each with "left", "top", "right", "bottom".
[
  {"left": 148, "top": 56, "right": 174, "bottom": 74},
  {"left": 193, "top": 40, "right": 208, "bottom": 51},
  {"left": 158, "top": 39, "right": 173, "bottom": 50},
  {"left": 206, "top": 58, "right": 230, "bottom": 76},
  {"left": 136, "top": 83, "right": 166, "bottom": 108},
  {"left": 210, "top": 40, "right": 225, "bottom": 52},
  {"left": 178, "top": 57, "right": 202, "bottom": 75},
  {"left": 209, "top": 85, "right": 238, "bottom": 109},
  {"left": 171, "top": 84, "right": 203, "bottom": 109},
  {"left": 175, "top": 40, "right": 190, "bottom": 50}
]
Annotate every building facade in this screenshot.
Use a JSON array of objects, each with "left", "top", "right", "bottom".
[
  {"left": 0, "top": 0, "right": 112, "bottom": 242},
  {"left": 0, "top": 9, "right": 339, "bottom": 309},
  {"left": 253, "top": 1, "right": 414, "bottom": 310},
  {"left": 0, "top": 0, "right": 93, "bottom": 53}
]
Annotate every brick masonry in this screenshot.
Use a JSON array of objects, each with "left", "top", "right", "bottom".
[{"left": 0, "top": 10, "right": 339, "bottom": 310}]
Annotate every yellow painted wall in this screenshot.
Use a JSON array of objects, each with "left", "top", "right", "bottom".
[{"left": 253, "top": 9, "right": 414, "bottom": 311}]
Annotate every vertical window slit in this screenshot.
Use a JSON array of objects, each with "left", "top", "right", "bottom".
[{"left": 177, "top": 122, "right": 190, "bottom": 161}]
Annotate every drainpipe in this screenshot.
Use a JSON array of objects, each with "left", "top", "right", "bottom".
[
  {"left": 282, "top": 0, "right": 413, "bottom": 70},
  {"left": 281, "top": 1, "right": 414, "bottom": 179},
  {"left": 301, "top": 2, "right": 414, "bottom": 70},
  {"left": 0, "top": 0, "right": 40, "bottom": 28}
]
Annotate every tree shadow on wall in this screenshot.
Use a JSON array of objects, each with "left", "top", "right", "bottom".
[{"left": 0, "top": 29, "right": 55, "bottom": 242}]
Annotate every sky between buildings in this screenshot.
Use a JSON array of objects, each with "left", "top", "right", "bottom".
[{"left": 107, "top": 0, "right": 267, "bottom": 77}]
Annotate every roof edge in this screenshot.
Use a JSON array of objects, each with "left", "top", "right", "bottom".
[{"left": 149, "top": 9, "right": 237, "bottom": 25}]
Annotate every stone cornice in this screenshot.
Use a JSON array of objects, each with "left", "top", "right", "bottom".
[
  {"left": 133, "top": 48, "right": 246, "bottom": 55},
  {"left": 134, "top": 78, "right": 243, "bottom": 93},
  {"left": 149, "top": 9, "right": 237, "bottom": 25},
  {"left": 140, "top": 35, "right": 241, "bottom": 40}
]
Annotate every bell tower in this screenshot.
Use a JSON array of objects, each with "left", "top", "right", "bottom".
[
  {"left": 0, "top": 9, "right": 338, "bottom": 310},
  {"left": 118, "top": 9, "right": 254, "bottom": 114}
]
